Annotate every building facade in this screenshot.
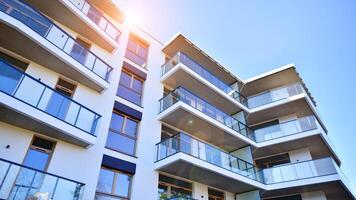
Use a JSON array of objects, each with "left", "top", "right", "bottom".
[{"left": 0, "top": 0, "right": 354, "bottom": 200}]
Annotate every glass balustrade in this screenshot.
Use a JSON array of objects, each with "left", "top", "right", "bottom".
[
  {"left": 68, "top": 0, "right": 121, "bottom": 42},
  {"left": 0, "top": 0, "right": 113, "bottom": 81},
  {"left": 161, "top": 52, "right": 247, "bottom": 106},
  {"left": 0, "top": 158, "right": 84, "bottom": 200},
  {"left": 262, "top": 157, "right": 337, "bottom": 184},
  {"left": 159, "top": 87, "right": 254, "bottom": 140},
  {"left": 253, "top": 116, "right": 319, "bottom": 142},
  {"left": 0, "top": 59, "right": 100, "bottom": 135},
  {"left": 156, "top": 133, "right": 264, "bottom": 183},
  {"left": 247, "top": 83, "right": 304, "bottom": 109}
]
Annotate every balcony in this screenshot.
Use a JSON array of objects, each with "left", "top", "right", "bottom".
[
  {"left": 0, "top": 158, "right": 84, "bottom": 200},
  {"left": 262, "top": 157, "right": 355, "bottom": 200},
  {"left": 158, "top": 87, "right": 254, "bottom": 151},
  {"left": 161, "top": 52, "right": 247, "bottom": 114},
  {"left": 26, "top": 0, "right": 121, "bottom": 51},
  {"left": 0, "top": 59, "right": 100, "bottom": 146},
  {"left": 0, "top": 0, "right": 113, "bottom": 92},
  {"left": 155, "top": 133, "right": 265, "bottom": 193}
]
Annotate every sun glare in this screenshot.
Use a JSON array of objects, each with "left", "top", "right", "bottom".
[{"left": 124, "top": 11, "right": 140, "bottom": 26}]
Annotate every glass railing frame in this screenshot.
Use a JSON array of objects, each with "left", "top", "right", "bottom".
[
  {"left": 0, "top": 59, "right": 101, "bottom": 136},
  {"left": 155, "top": 132, "right": 264, "bottom": 183},
  {"left": 158, "top": 86, "right": 255, "bottom": 141},
  {"left": 253, "top": 115, "right": 320, "bottom": 143},
  {"left": 0, "top": 0, "right": 113, "bottom": 82},
  {"left": 246, "top": 83, "right": 305, "bottom": 109},
  {"left": 0, "top": 157, "right": 85, "bottom": 200},
  {"left": 67, "top": 0, "right": 121, "bottom": 42},
  {"left": 161, "top": 52, "right": 248, "bottom": 106},
  {"left": 261, "top": 157, "right": 337, "bottom": 185}
]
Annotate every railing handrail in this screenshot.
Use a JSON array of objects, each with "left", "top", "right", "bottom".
[
  {"left": 67, "top": 0, "right": 121, "bottom": 41},
  {"left": 155, "top": 132, "right": 257, "bottom": 168},
  {"left": 0, "top": 58, "right": 101, "bottom": 120},
  {"left": 161, "top": 51, "right": 247, "bottom": 102},
  {"left": 0, "top": 157, "right": 85, "bottom": 185},
  {"left": 1, "top": 0, "right": 113, "bottom": 81},
  {"left": 159, "top": 86, "right": 250, "bottom": 128}
]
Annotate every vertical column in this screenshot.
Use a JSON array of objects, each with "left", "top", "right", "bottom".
[
  {"left": 192, "top": 182, "right": 209, "bottom": 200},
  {"left": 236, "top": 190, "right": 261, "bottom": 200}
]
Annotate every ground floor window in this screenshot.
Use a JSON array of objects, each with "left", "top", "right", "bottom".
[
  {"left": 95, "top": 167, "right": 132, "bottom": 200},
  {"left": 158, "top": 175, "right": 192, "bottom": 199},
  {"left": 208, "top": 188, "right": 224, "bottom": 200}
]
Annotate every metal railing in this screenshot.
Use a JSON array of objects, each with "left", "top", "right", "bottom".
[
  {"left": 159, "top": 87, "right": 254, "bottom": 140},
  {"left": 0, "top": 59, "right": 100, "bottom": 136},
  {"left": 0, "top": 0, "right": 113, "bottom": 82},
  {"left": 156, "top": 133, "right": 264, "bottom": 183},
  {"left": 253, "top": 115, "right": 319, "bottom": 142},
  {"left": 0, "top": 158, "right": 84, "bottom": 200},
  {"left": 68, "top": 0, "right": 121, "bottom": 42},
  {"left": 262, "top": 157, "right": 337, "bottom": 184},
  {"left": 247, "top": 83, "right": 304, "bottom": 109},
  {"left": 161, "top": 52, "right": 247, "bottom": 106}
]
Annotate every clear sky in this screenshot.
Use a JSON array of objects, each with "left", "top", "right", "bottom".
[{"left": 117, "top": 0, "right": 356, "bottom": 191}]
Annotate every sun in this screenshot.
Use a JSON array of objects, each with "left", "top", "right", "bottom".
[{"left": 124, "top": 11, "right": 140, "bottom": 27}]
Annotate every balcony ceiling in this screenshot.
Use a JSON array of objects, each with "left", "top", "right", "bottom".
[
  {"left": 162, "top": 34, "right": 241, "bottom": 86},
  {"left": 247, "top": 98, "right": 313, "bottom": 126},
  {"left": 158, "top": 159, "right": 258, "bottom": 194},
  {"left": 161, "top": 107, "right": 248, "bottom": 151},
  {"left": 26, "top": 0, "right": 116, "bottom": 51},
  {"left": 262, "top": 181, "right": 354, "bottom": 200}
]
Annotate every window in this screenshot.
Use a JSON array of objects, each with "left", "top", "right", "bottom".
[
  {"left": 208, "top": 188, "right": 224, "bottom": 200},
  {"left": 0, "top": 51, "right": 28, "bottom": 71},
  {"left": 125, "top": 36, "right": 148, "bottom": 67},
  {"left": 117, "top": 70, "right": 143, "bottom": 105},
  {"left": 255, "top": 153, "right": 291, "bottom": 169},
  {"left": 23, "top": 137, "right": 55, "bottom": 170},
  {"left": 158, "top": 175, "right": 192, "bottom": 199},
  {"left": 95, "top": 167, "right": 132, "bottom": 200},
  {"left": 105, "top": 111, "right": 138, "bottom": 156},
  {"left": 55, "top": 77, "right": 77, "bottom": 97}
]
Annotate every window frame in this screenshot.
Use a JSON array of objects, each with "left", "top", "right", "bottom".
[
  {"left": 22, "top": 136, "right": 56, "bottom": 171},
  {"left": 55, "top": 77, "right": 77, "bottom": 98},
  {"left": 105, "top": 111, "right": 139, "bottom": 156},
  {"left": 95, "top": 167, "right": 132, "bottom": 200},
  {"left": 117, "top": 69, "right": 144, "bottom": 106},
  {"left": 126, "top": 36, "right": 148, "bottom": 61}
]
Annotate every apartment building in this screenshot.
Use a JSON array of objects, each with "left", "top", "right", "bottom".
[{"left": 0, "top": 0, "right": 354, "bottom": 200}]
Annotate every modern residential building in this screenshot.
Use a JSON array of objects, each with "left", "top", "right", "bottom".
[{"left": 0, "top": 0, "right": 354, "bottom": 200}]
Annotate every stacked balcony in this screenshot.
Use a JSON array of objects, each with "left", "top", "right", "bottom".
[
  {"left": 0, "top": 0, "right": 113, "bottom": 91},
  {"left": 26, "top": 0, "right": 122, "bottom": 51},
  {"left": 0, "top": 158, "right": 85, "bottom": 200},
  {"left": 0, "top": 58, "right": 99, "bottom": 146}
]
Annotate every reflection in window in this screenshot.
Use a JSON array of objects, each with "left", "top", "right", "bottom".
[
  {"left": 96, "top": 168, "right": 132, "bottom": 200},
  {"left": 105, "top": 111, "right": 138, "bottom": 156},
  {"left": 117, "top": 70, "right": 143, "bottom": 106}
]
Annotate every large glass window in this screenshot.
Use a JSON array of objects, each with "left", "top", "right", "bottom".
[
  {"left": 125, "top": 36, "right": 148, "bottom": 67},
  {"left": 105, "top": 111, "right": 138, "bottom": 156},
  {"left": 96, "top": 168, "right": 132, "bottom": 200},
  {"left": 158, "top": 175, "right": 192, "bottom": 199},
  {"left": 117, "top": 70, "right": 143, "bottom": 106}
]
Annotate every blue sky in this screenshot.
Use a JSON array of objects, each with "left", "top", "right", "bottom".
[{"left": 118, "top": 0, "right": 356, "bottom": 191}]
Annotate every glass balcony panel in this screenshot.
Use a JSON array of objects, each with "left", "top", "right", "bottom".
[
  {"left": 0, "top": 0, "right": 113, "bottom": 81},
  {"left": 14, "top": 76, "right": 45, "bottom": 106},
  {"left": 156, "top": 133, "right": 262, "bottom": 183},
  {"left": 0, "top": 60, "right": 100, "bottom": 136},
  {"left": 159, "top": 87, "right": 252, "bottom": 140},
  {"left": 253, "top": 116, "right": 319, "bottom": 142},
  {"left": 161, "top": 52, "right": 247, "bottom": 106},
  {"left": 0, "top": 61, "right": 23, "bottom": 94},
  {"left": 0, "top": 159, "right": 84, "bottom": 200},
  {"left": 247, "top": 84, "right": 304, "bottom": 108}
]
